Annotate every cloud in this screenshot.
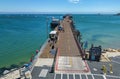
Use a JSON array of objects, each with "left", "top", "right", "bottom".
[{"left": 69, "top": 0, "right": 80, "bottom": 4}]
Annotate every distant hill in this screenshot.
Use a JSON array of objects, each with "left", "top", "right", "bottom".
[{"left": 116, "top": 13, "right": 120, "bottom": 16}]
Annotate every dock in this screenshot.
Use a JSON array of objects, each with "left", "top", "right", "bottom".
[
  {"left": 54, "top": 16, "right": 90, "bottom": 73},
  {"left": 31, "top": 15, "right": 91, "bottom": 79}
]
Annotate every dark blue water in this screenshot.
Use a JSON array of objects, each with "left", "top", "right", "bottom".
[{"left": 0, "top": 14, "right": 120, "bottom": 68}]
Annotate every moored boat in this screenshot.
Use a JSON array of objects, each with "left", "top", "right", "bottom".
[{"left": 50, "top": 17, "right": 60, "bottom": 29}]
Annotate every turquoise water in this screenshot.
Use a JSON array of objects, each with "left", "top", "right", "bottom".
[
  {"left": 0, "top": 14, "right": 62, "bottom": 68},
  {"left": 73, "top": 14, "right": 120, "bottom": 49},
  {"left": 0, "top": 14, "right": 120, "bottom": 68}
]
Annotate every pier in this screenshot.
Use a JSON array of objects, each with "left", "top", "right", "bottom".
[
  {"left": 31, "top": 15, "right": 120, "bottom": 79},
  {"left": 54, "top": 16, "right": 90, "bottom": 73},
  {"left": 31, "top": 15, "right": 90, "bottom": 79}
]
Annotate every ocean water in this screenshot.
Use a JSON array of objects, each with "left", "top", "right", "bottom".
[
  {"left": 0, "top": 14, "right": 120, "bottom": 68},
  {"left": 73, "top": 14, "right": 120, "bottom": 49},
  {"left": 0, "top": 14, "right": 62, "bottom": 68}
]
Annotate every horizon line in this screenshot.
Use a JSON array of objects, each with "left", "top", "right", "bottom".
[{"left": 0, "top": 12, "right": 118, "bottom": 14}]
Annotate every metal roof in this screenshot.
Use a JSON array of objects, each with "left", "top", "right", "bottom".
[{"left": 49, "top": 31, "right": 57, "bottom": 34}]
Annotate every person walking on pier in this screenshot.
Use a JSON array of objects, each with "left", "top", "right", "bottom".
[
  {"left": 58, "top": 24, "right": 64, "bottom": 32},
  {"left": 50, "top": 45, "right": 56, "bottom": 56},
  {"left": 48, "top": 37, "right": 54, "bottom": 46}
]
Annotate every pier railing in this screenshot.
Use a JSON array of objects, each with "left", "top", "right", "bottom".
[
  {"left": 70, "top": 21, "right": 85, "bottom": 58},
  {"left": 30, "top": 39, "right": 48, "bottom": 72},
  {"left": 74, "top": 35, "right": 85, "bottom": 57}
]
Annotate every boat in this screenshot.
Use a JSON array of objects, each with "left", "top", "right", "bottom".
[{"left": 50, "top": 17, "right": 60, "bottom": 29}]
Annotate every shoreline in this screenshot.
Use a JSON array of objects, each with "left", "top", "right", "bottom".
[{"left": 103, "top": 48, "right": 120, "bottom": 52}]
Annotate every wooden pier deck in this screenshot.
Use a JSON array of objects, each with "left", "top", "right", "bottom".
[
  {"left": 32, "top": 15, "right": 90, "bottom": 79},
  {"left": 58, "top": 16, "right": 81, "bottom": 56},
  {"left": 54, "top": 16, "right": 90, "bottom": 73},
  {"left": 39, "top": 16, "right": 82, "bottom": 58},
  {"left": 37, "top": 15, "right": 90, "bottom": 73}
]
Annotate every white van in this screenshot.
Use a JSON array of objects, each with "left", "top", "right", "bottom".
[{"left": 49, "top": 31, "right": 58, "bottom": 44}]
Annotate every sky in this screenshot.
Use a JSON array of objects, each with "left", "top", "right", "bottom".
[{"left": 0, "top": 0, "right": 120, "bottom": 14}]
